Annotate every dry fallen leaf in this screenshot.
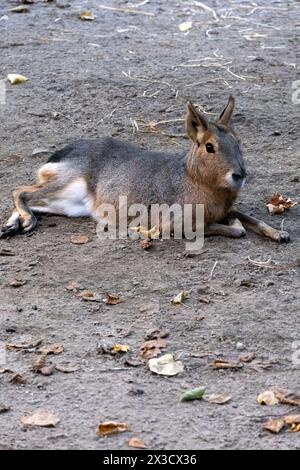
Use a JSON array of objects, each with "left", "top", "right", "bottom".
[
  {"left": 70, "top": 234, "right": 89, "bottom": 245},
  {"left": 140, "top": 239, "right": 152, "bottom": 250},
  {"left": 130, "top": 225, "right": 160, "bottom": 240},
  {"left": 79, "top": 11, "right": 95, "bottom": 21},
  {"left": 113, "top": 344, "right": 130, "bottom": 353},
  {"left": 179, "top": 21, "right": 193, "bottom": 32},
  {"left": 284, "top": 415, "right": 300, "bottom": 425},
  {"left": 6, "top": 336, "right": 42, "bottom": 351},
  {"left": 66, "top": 280, "right": 80, "bottom": 292},
  {"left": 9, "top": 372, "right": 27, "bottom": 384},
  {"left": 171, "top": 291, "right": 189, "bottom": 305},
  {"left": 140, "top": 338, "right": 167, "bottom": 360},
  {"left": 212, "top": 359, "right": 243, "bottom": 370},
  {"left": 38, "top": 343, "right": 64, "bottom": 355},
  {"left": 0, "top": 403, "right": 11, "bottom": 413},
  {"left": 21, "top": 410, "right": 60, "bottom": 427},
  {"left": 257, "top": 390, "right": 279, "bottom": 406},
  {"left": 77, "top": 290, "right": 100, "bottom": 302},
  {"left": 148, "top": 353, "right": 184, "bottom": 376},
  {"left": 7, "top": 74, "right": 28, "bottom": 84},
  {"left": 0, "top": 248, "right": 15, "bottom": 256},
  {"left": 128, "top": 437, "right": 147, "bottom": 449},
  {"left": 97, "top": 421, "right": 128, "bottom": 436},
  {"left": 263, "top": 418, "right": 284, "bottom": 434},
  {"left": 266, "top": 192, "right": 297, "bottom": 215},
  {"left": 11, "top": 6, "right": 30, "bottom": 13},
  {"left": 206, "top": 393, "right": 232, "bottom": 405},
  {"left": 7, "top": 279, "right": 27, "bottom": 288},
  {"left": 39, "top": 366, "right": 54, "bottom": 376},
  {"left": 55, "top": 364, "right": 80, "bottom": 373},
  {"left": 103, "top": 293, "right": 121, "bottom": 305},
  {"left": 31, "top": 354, "right": 47, "bottom": 372}
]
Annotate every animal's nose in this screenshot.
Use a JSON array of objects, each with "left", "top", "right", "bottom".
[{"left": 232, "top": 172, "right": 244, "bottom": 182}]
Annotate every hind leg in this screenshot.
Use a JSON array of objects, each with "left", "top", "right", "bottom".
[{"left": 1, "top": 182, "right": 47, "bottom": 237}]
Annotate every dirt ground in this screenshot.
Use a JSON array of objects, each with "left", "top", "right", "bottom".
[{"left": 0, "top": 0, "right": 299, "bottom": 451}]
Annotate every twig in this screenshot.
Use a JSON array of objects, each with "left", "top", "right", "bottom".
[
  {"left": 97, "top": 108, "right": 116, "bottom": 125},
  {"left": 97, "top": 5, "right": 155, "bottom": 17},
  {"left": 190, "top": 1, "right": 219, "bottom": 22},
  {"left": 208, "top": 261, "right": 218, "bottom": 281},
  {"left": 248, "top": 256, "right": 272, "bottom": 268},
  {"left": 122, "top": 70, "right": 177, "bottom": 92}
]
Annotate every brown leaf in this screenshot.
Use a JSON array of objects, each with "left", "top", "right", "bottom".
[
  {"left": 0, "top": 248, "right": 15, "bottom": 256},
  {"left": 263, "top": 418, "right": 284, "bottom": 434},
  {"left": 266, "top": 193, "right": 297, "bottom": 215},
  {"left": 113, "top": 344, "right": 130, "bottom": 353},
  {"left": 11, "top": 6, "right": 30, "bottom": 13},
  {"left": 79, "top": 11, "right": 95, "bottom": 21},
  {"left": 128, "top": 437, "right": 147, "bottom": 449},
  {"left": 148, "top": 354, "right": 184, "bottom": 376},
  {"left": 212, "top": 360, "right": 243, "bottom": 370},
  {"left": 140, "top": 239, "right": 152, "bottom": 250},
  {"left": 55, "top": 364, "right": 80, "bottom": 373},
  {"left": 77, "top": 290, "right": 99, "bottom": 302},
  {"left": 21, "top": 410, "right": 60, "bottom": 427},
  {"left": 9, "top": 372, "right": 27, "bottom": 384},
  {"left": 6, "top": 336, "right": 42, "bottom": 351},
  {"left": 199, "top": 296, "right": 210, "bottom": 304},
  {"left": 0, "top": 403, "right": 11, "bottom": 413},
  {"left": 38, "top": 343, "right": 64, "bottom": 355},
  {"left": 284, "top": 415, "right": 300, "bottom": 425},
  {"left": 103, "top": 293, "right": 121, "bottom": 305},
  {"left": 140, "top": 338, "right": 167, "bottom": 360},
  {"left": 171, "top": 291, "right": 189, "bottom": 305},
  {"left": 257, "top": 390, "right": 279, "bottom": 406},
  {"left": 97, "top": 421, "right": 128, "bottom": 436},
  {"left": 39, "top": 366, "right": 54, "bottom": 376},
  {"left": 273, "top": 389, "right": 300, "bottom": 407},
  {"left": 66, "top": 281, "right": 80, "bottom": 293},
  {"left": 145, "top": 329, "right": 169, "bottom": 341},
  {"left": 7, "top": 279, "right": 27, "bottom": 288},
  {"left": 31, "top": 354, "right": 47, "bottom": 372},
  {"left": 206, "top": 393, "right": 232, "bottom": 405},
  {"left": 239, "top": 353, "right": 256, "bottom": 363},
  {"left": 70, "top": 234, "right": 89, "bottom": 245}
]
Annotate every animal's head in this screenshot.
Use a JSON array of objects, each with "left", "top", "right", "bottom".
[{"left": 186, "top": 96, "right": 246, "bottom": 192}]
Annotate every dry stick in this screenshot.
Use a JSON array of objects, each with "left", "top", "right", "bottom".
[
  {"left": 208, "top": 261, "right": 218, "bottom": 281},
  {"left": 97, "top": 5, "right": 155, "bottom": 17},
  {"left": 190, "top": 1, "right": 219, "bottom": 22},
  {"left": 122, "top": 71, "right": 177, "bottom": 92}
]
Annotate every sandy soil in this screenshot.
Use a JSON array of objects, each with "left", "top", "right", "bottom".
[{"left": 0, "top": 0, "right": 299, "bottom": 450}]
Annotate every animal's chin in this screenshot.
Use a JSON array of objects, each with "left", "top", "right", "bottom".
[{"left": 226, "top": 177, "right": 246, "bottom": 192}]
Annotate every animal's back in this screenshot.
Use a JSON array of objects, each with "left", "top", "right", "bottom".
[{"left": 48, "top": 137, "right": 187, "bottom": 206}]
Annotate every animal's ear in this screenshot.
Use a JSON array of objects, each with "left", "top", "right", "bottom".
[
  {"left": 218, "top": 95, "right": 235, "bottom": 126},
  {"left": 186, "top": 101, "right": 209, "bottom": 142}
]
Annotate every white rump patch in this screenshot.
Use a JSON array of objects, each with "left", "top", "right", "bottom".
[{"left": 31, "top": 178, "right": 93, "bottom": 217}]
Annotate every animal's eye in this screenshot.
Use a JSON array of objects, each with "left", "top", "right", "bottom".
[{"left": 205, "top": 143, "right": 215, "bottom": 153}]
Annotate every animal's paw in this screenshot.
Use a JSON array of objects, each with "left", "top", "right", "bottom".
[
  {"left": 20, "top": 214, "right": 37, "bottom": 234},
  {"left": 0, "top": 220, "right": 21, "bottom": 238},
  {"left": 275, "top": 230, "right": 290, "bottom": 243}
]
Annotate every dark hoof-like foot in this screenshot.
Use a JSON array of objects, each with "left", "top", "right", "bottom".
[
  {"left": 20, "top": 215, "right": 38, "bottom": 234},
  {"left": 275, "top": 230, "right": 290, "bottom": 243},
  {"left": 0, "top": 223, "right": 20, "bottom": 238}
]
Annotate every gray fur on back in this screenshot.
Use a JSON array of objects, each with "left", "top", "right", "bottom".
[{"left": 48, "top": 137, "right": 187, "bottom": 206}]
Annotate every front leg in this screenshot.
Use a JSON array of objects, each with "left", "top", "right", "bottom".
[
  {"left": 205, "top": 221, "right": 246, "bottom": 238},
  {"left": 231, "top": 210, "right": 290, "bottom": 243}
]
